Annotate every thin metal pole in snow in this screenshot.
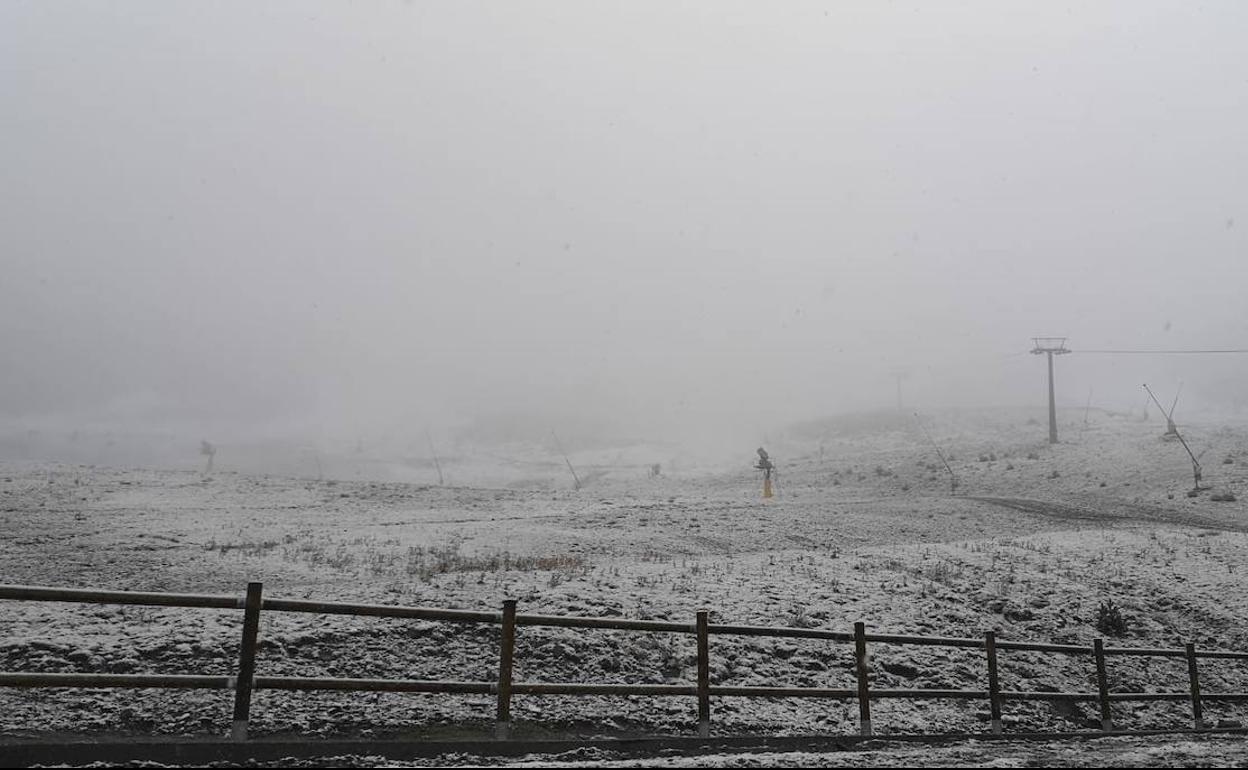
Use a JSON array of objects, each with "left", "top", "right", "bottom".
[
  {"left": 551, "top": 431, "right": 581, "bottom": 490},
  {"left": 426, "top": 429, "right": 445, "bottom": 486},
  {"left": 913, "top": 413, "right": 957, "bottom": 494}
]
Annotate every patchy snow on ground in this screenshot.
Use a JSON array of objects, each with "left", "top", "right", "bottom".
[{"left": 2, "top": 408, "right": 1247, "bottom": 765}]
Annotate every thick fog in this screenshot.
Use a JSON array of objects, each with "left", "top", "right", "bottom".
[{"left": 3, "top": 2, "right": 1247, "bottom": 464}]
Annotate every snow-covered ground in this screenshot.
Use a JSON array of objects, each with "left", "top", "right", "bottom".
[{"left": 2, "top": 407, "right": 1247, "bottom": 765}]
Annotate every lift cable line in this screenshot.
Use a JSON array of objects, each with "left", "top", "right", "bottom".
[
  {"left": 1072, "top": 348, "right": 1248, "bottom": 355},
  {"left": 1143, "top": 383, "right": 1202, "bottom": 491}
]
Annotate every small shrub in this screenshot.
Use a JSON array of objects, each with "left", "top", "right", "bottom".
[
  {"left": 639, "top": 636, "right": 685, "bottom": 679},
  {"left": 1095, "top": 600, "right": 1129, "bottom": 637},
  {"left": 787, "top": 604, "right": 820, "bottom": 629},
  {"left": 1211, "top": 492, "right": 1237, "bottom": 502}
]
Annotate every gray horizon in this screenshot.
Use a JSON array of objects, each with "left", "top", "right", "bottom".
[{"left": 3, "top": 1, "right": 1247, "bottom": 454}]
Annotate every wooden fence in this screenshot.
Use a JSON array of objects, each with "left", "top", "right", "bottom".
[{"left": 3, "top": 582, "right": 1247, "bottom": 740}]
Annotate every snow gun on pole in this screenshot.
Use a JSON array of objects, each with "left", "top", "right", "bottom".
[
  {"left": 755, "top": 447, "right": 775, "bottom": 499},
  {"left": 1143, "top": 384, "right": 1202, "bottom": 491}
]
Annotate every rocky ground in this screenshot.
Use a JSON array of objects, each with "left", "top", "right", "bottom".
[{"left": 2, "top": 407, "right": 1247, "bottom": 765}]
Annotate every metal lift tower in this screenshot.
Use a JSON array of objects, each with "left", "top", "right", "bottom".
[{"left": 1031, "top": 337, "right": 1071, "bottom": 444}]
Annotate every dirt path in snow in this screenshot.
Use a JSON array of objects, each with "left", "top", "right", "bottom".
[{"left": 968, "top": 495, "right": 1248, "bottom": 533}]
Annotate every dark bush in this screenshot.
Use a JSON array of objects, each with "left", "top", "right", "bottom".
[{"left": 1095, "top": 600, "right": 1129, "bottom": 637}]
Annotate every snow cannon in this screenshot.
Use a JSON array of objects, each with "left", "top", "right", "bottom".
[{"left": 755, "top": 447, "right": 775, "bottom": 499}]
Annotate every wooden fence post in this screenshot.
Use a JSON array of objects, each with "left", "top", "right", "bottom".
[
  {"left": 1186, "top": 642, "right": 1205, "bottom": 730},
  {"left": 696, "top": 610, "right": 710, "bottom": 738},
  {"left": 854, "top": 621, "right": 872, "bottom": 736},
  {"left": 1093, "top": 639, "right": 1113, "bottom": 732},
  {"left": 231, "top": 581, "right": 263, "bottom": 741},
  {"left": 985, "top": 631, "right": 1002, "bottom": 735},
  {"left": 496, "top": 599, "right": 518, "bottom": 740}
]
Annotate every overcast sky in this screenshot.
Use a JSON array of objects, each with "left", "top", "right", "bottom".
[{"left": 3, "top": 1, "right": 1247, "bottom": 444}]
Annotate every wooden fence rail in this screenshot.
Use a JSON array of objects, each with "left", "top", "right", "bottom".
[{"left": 2, "top": 582, "right": 1246, "bottom": 740}]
